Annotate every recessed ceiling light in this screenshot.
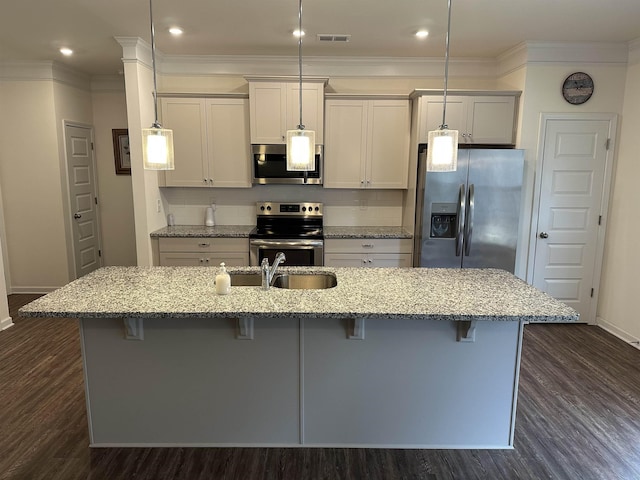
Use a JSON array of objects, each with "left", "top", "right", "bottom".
[
  {"left": 415, "top": 30, "right": 429, "bottom": 39},
  {"left": 169, "top": 27, "right": 183, "bottom": 36},
  {"left": 293, "top": 29, "right": 305, "bottom": 37},
  {"left": 60, "top": 47, "right": 73, "bottom": 56}
]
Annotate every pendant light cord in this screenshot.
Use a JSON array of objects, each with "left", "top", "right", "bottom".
[
  {"left": 297, "top": 0, "right": 304, "bottom": 130},
  {"left": 149, "top": 0, "right": 161, "bottom": 128},
  {"left": 441, "top": 0, "right": 452, "bottom": 130}
]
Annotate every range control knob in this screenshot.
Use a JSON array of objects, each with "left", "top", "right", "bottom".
[
  {"left": 260, "top": 206, "right": 265, "bottom": 211},
  {"left": 266, "top": 205, "right": 271, "bottom": 211},
  {"left": 302, "top": 206, "right": 307, "bottom": 212},
  {"left": 315, "top": 206, "right": 319, "bottom": 211}
]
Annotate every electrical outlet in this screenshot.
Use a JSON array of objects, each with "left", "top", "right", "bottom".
[{"left": 156, "top": 199, "right": 162, "bottom": 213}]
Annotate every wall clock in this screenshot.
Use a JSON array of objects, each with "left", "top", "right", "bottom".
[{"left": 562, "top": 72, "right": 594, "bottom": 105}]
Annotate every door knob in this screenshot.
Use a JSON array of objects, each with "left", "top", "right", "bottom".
[
  {"left": 73, "top": 213, "right": 82, "bottom": 219},
  {"left": 539, "top": 232, "right": 549, "bottom": 239}
]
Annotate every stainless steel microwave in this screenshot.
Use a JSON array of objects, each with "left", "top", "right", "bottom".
[{"left": 252, "top": 144, "right": 323, "bottom": 185}]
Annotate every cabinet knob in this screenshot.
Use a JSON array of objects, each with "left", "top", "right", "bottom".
[
  {"left": 539, "top": 232, "right": 549, "bottom": 239},
  {"left": 73, "top": 213, "right": 82, "bottom": 219},
  {"left": 203, "top": 179, "right": 207, "bottom": 184},
  {"left": 362, "top": 244, "right": 374, "bottom": 248},
  {"left": 199, "top": 243, "right": 210, "bottom": 248},
  {"left": 368, "top": 259, "right": 373, "bottom": 264},
  {"left": 362, "top": 259, "right": 367, "bottom": 264}
]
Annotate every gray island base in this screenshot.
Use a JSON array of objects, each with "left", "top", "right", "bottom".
[{"left": 20, "top": 266, "right": 577, "bottom": 449}]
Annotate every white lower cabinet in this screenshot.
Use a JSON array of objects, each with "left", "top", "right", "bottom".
[
  {"left": 158, "top": 237, "right": 249, "bottom": 267},
  {"left": 324, "top": 238, "right": 413, "bottom": 267}
]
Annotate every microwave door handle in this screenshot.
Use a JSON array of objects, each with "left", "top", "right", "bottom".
[
  {"left": 464, "top": 184, "right": 475, "bottom": 256},
  {"left": 456, "top": 184, "right": 466, "bottom": 257}
]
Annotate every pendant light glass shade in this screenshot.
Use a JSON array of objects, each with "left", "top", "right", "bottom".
[
  {"left": 286, "top": 129, "right": 315, "bottom": 171},
  {"left": 286, "top": 0, "right": 315, "bottom": 172},
  {"left": 427, "top": 0, "right": 457, "bottom": 172},
  {"left": 426, "top": 128, "right": 458, "bottom": 172},
  {"left": 142, "top": 127, "right": 174, "bottom": 170},
  {"left": 142, "top": 0, "right": 175, "bottom": 171}
]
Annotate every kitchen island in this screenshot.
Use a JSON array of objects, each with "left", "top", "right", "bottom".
[{"left": 20, "top": 266, "right": 577, "bottom": 449}]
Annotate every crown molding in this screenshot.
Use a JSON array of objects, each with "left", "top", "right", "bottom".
[
  {"left": 0, "top": 60, "right": 91, "bottom": 90},
  {"left": 629, "top": 38, "right": 640, "bottom": 65},
  {"left": 159, "top": 54, "right": 499, "bottom": 78}
]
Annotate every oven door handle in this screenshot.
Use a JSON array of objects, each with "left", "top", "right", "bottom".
[{"left": 250, "top": 239, "right": 324, "bottom": 248}]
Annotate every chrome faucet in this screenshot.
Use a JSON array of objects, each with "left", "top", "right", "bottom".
[{"left": 261, "top": 252, "right": 286, "bottom": 290}]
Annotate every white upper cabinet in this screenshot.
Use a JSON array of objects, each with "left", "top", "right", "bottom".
[
  {"left": 248, "top": 80, "right": 325, "bottom": 144},
  {"left": 324, "top": 97, "right": 410, "bottom": 189},
  {"left": 160, "top": 97, "right": 251, "bottom": 188},
  {"left": 418, "top": 94, "right": 518, "bottom": 145}
]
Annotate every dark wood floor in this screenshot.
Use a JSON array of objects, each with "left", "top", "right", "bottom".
[{"left": 2, "top": 294, "right": 640, "bottom": 480}]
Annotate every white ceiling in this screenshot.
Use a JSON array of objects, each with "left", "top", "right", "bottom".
[{"left": 2, "top": 0, "right": 640, "bottom": 76}]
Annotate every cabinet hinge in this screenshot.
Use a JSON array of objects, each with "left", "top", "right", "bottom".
[
  {"left": 591, "top": 288, "right": 594, "bottom": 298},
  {"left": 95, "top": 197, "right": 98, "bottom": 205},
  {"left": 91, "top": 142, "right": 94, "bottom": 150},
  {"left": 605, "top": 138, "right": 610, "bottom": 150},
  {"left": 598, "top": 215, "right": 602, "bottom": 226},
  {"left": 98, "top": 250, "right": 102, "bottom": 257}
]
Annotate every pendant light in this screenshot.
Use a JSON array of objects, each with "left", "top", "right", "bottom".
[
  {"left": 426, "top": 0, "right": 458, "bottom": 172},
  {"left": 286, "top": 0, "right": 315, "bottom": 173},
  {"left": 141, "top": 0, "right": 175, "bottom": 170}
]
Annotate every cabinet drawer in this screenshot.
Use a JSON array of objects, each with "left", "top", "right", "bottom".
[
  {"left": 158, "top": 237, "right": 249, "bottom": 253},
  {"left": 324, "top": 238, "right": 412, "bottom": 254},
  {"left": 324, "top": 253, "right": 412, "bottom": 268},
  {"left": 159, "top": 252, "right": 249, "bottom": 267}
]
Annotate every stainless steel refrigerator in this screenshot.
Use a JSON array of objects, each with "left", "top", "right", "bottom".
[{"left": 413, "top": 146, "right": 524, "bottom": 272}]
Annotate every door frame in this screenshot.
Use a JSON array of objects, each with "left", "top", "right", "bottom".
[
  {"left": 526, "top": 113, "right": 618, "bottom": 324},
  {"left": 62, "top": 121, "right": 104, "bottom": 280}
]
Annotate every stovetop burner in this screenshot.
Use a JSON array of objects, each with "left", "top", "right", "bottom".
[{"left": 250, "top": 202, "right": 324, "bottom": 239}]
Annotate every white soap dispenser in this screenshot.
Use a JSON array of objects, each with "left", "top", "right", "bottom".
[{"left": 215, "top": 262, "right": 231, "bottom": 295}]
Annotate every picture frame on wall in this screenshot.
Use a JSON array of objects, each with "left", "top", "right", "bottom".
[{"left": 112, "top": 129, "right": 131, "bottom": 175}]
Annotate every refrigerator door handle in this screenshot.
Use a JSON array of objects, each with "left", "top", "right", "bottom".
[
  {"left": 464, "top": 184, "right": 475, "bottom": 256},
  {"left": 456, "top": 184, "right": 466, "bottom": 257}
]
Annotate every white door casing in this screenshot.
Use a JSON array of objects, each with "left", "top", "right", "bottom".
[
  {"left": 64, "top": 124, "right": 102, "bottom": 279},
  {"left": 528, "top": 114, "right": 617, "bottom": 324}
]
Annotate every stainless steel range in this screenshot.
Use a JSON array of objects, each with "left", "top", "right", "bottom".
[{"left": 249, "top": 202, "right": 324, "bottom": 267}]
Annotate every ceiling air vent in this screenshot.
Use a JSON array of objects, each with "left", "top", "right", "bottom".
[{"left": 317, "top": 34, "right": 351, "bottom": 42}]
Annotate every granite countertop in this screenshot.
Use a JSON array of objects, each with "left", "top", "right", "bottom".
[
  {"left": 150, "top": 225, "right": 255, "bottom": 238},
  {"left": 323, "top": 226, "right": 412, "bottom": 239},
  {"left": 149, "top": 225, "right": 411, "bottom": 239},
  {"left": 19, "top": 266, "right": 578, "bottom": 323}
]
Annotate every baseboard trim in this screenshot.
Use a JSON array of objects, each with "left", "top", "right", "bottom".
[
  {"left": 10, "top": 286, "right": 58, "bottom": 294},
  {"left": 0, "top": 316, "right": 14, "bottom": 331},
  {"left": 596, "top": 316, "right": 640, "bottom": 350}
]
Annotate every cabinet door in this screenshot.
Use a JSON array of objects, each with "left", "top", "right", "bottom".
[
  {"left": 159, "top": 253, "right": 211, "bottom": 266},
  {"left": 324, "top": 253, "right": 368, "bottom": 267},
  {"left": 418, "top": 96, "right": 466, "bottom": 143},
  {"left": 161, "top": 98, "right": 208, "bottom": 187},
  {"left": 370, "top": 253, "right": 413, "bottom": 267},
  {"left": 287, "top": 83, "right": 325, "bottom": 143},
  {"left": 249, "top": 82, "right": 287, "bottom": 144},
  {"left": 466, "top": 96, "right": 516, "bottom": 144},
  {"left": 367, "top": 100, "right": 410, "bottom": 188},
  {"left": 206, "top": 98, "right": 251, "bottom": 187},
  {"left": 323, "top": 100, "right": 368, "bottom": 188}
]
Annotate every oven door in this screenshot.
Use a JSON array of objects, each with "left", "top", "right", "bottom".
[{"left": 249, "top": 239, "right": 324, "bottom": 266}]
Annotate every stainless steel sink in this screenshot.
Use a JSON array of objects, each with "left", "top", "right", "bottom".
[
  {"left": 272, "top": 273, "right": 337, "bottom": 290},
  {"left": 228, "top": 273, "right": 262, "bottom": 286}
]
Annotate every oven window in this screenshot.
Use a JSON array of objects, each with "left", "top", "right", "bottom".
[{"left": 259, "top": 248, "right": 316, "bottom": 267}]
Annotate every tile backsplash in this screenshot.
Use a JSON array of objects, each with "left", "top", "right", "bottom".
[{"left": 160, "top": 186, "right": 404, "bottom": 226}]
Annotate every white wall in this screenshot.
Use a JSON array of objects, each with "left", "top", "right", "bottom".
[
  {"left": 597, "top": 42, "right": 640, "bottom": 344},
  {"left": 0, "top": 78, "right": 70, "bottom": 292},
  {"left": 91, "top": 83, "right": 137, "bottom": 266}
]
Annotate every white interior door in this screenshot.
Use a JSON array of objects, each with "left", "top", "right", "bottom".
[
  {"left": 65, "top": 124, "right": 102, "bottom": 279},
  {"left": 530, "top": 115, "right": 616, "bottom": 324}
]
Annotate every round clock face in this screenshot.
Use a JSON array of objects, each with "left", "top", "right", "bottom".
[{"left": 562, "top": 72, "right": 594, "bottom": 105}]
